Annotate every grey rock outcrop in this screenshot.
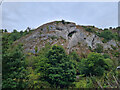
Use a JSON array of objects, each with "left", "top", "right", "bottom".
[{"left": 15, "top": 21, "right": 118, "bottom": 53}]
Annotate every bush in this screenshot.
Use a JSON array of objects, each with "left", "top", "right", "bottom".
[
  {"left": 85, "top": 28, "right": 93, "bottom": 32},
  {"left": 69, "top": 51, "right": 80, "bottom": 62},
  {"left": 61, "top": 20, "right": 65, "bottom": 24},
  {"left": 36, "top": 45, "right": 76, "bottom": 88},
  {"left": 103, "top": 58, "right": 113, "bottom": 70},
  {"left": 79, "top": 52, "right": 108, "bottom": 76},
  {"left": 102, "top": 39, "right": 108, "bottom": 43},
  {"left": 103, "top": 53, "right": 110, "bottom": 59},
  {"left": 2, "top": 44, "right": 27, "bottom": 88},
  {"left": 99, "top": 30, "right": 114, "bottom": 41},
  {"left": 74, "top": 77, "right": 94, "bottom": 88},
  {"left": 94, "top": 43, "right": 103, "bottom": 53},
  {"left": 47, "top": 26, "right": 49, "bottom": 31}
]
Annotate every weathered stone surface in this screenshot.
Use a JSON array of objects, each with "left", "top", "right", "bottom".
[{"left": 15, "top": 21, "right": 119, "bottom": 54}]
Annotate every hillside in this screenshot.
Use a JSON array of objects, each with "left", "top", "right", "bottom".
[
  {"left": 14, "top": 20, "right": 119, "bottom": 59},
  {"left": 2, "top": 20, "right": 120, "bottom": 88}
]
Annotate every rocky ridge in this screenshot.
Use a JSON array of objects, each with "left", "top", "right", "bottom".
[{"left": 15, "top": 20, "right": 119, "bottom": 57}]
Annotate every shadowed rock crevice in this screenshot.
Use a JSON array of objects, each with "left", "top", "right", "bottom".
[
  {"left": 68, "top": 30, "right": 77, "bottom": 37},
  {"left": 91, "top": 35, "right": 97, "bottom": 48}
]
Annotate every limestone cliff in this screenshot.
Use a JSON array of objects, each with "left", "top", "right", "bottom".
[{"left": 14, "top": 20, "right": 119, "bottom": 58}]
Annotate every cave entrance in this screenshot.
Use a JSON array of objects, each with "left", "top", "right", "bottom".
[{"left": 68, "top": 31, "right": 77, "bottom": 37}]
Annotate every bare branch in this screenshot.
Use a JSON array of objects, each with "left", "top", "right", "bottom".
[
  {"left": 113, "top": 75, "right": 120, "bottom": 88},
  {"left": 96, "top": 81, "right": 104, "bottom": 90}
]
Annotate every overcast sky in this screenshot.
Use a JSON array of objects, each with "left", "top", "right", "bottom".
[{"left": 2, "top": 2, "right": 118, "bottom": 32}]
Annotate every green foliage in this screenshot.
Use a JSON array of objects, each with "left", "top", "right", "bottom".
[
  {"left": 2, "top": 29, "right": 32, "bottom": 48},
  {"left": 102, "top": 39, "right": 108, "bottom": 43},
  {"left": 69, "top": 51, "right": 80, "bottom": 62},
  {"left": 47, "top": 26, "right": 49, "bottom": 31},
  {"left": 46, "top": 45, "right": 76, "bottom": 88},
  {"left": 2, "top": 44, "right": 27, "bottom": 88},
  {"left": 103, "top": 58, "right": 113, "bottom": 69},
  {"left": 99, "top": 30, "right": 114, "bottom": 41},
  {"left": 85, "top": 28, "right": 93, "bottom": 32},
  {"left": 69, "top": 51, "right": 81, "bottom": 75},
  {"left": 4, "top": 29, "right": 8, "bottom": 32},
  {"left": 26, "top": 67, "right": 50, "bottom": 88},
  {"left": 113, "top": 51, "right": 119, "bottom": 57},
  {"left": 34, "top": 46, "right": 38, "bottom": 54},
  {"left": 56, "top": 20, "right": 70, "bottom": 25},
  {"left": 66, "top": 22, "right": 71, "bottom": 24},
  {"left": 103, "top": 53, "right": 110, "bottom": 59},
  {"left": 111, "top": 45, "right": 117, "bottom": 50},
  {"left": 79, "top": 52, "right": 108, "bottom": 76},
  {"left": 56, "top": 21, "right": 61, "bottom": 24},
  {"left": 50, "top": 35, "right": 58, "bottom": 40},
  {"left": 2, "top": 27, "right": 119, "bottom": 88},
  {"left": 113, "top": 32, "right": 119, "bottom": 40},
  {"left": 74, "top": 77, "right": 94, "bottom": 88},
  {"left": 94, "top": 43, "right": 103, "bottom": 53},
  {"left": 36, "top": 45, "right": 76, "bottom": 88},
  {"left": 61, "top": 20, "right": 65, "bottom": 24}
]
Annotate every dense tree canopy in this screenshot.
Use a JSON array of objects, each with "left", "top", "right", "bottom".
[
  {"left": 2, "top": 44, "right": 27, "bottom": 88},
  {"left": 36, "top": 45, "right": 76, "bottom": 88},
  {"left": 79, "top": 52, "right": 110, "bottom": 76}
]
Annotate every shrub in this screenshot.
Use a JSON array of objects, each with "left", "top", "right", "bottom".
[
  {"left": 34, "top": 46, "right": 38, "bottom": 54},
  {"left": 61, "top": 20, "right": 65, "bottom": 24},
  {"left": 85, "top": 28, "right": 93, "bottom": 32},
  {"left": 79, "top": 52, "right": 108, "bottom": 76},
  {"left": 69, "top": 51, "right": 80, "bottom": 62},
  {"left": 50, "top": 36, "right": 58, "bottom": 40},
  {"left": 111, "top": 45, "right": 117, "bottom": 50},
  {"left": 102, "top": 39, "right": 108, "bottom": 43},
  {"left": 94, "top": 43, "right": 103, "bottom": 53},
  {"left": 103, "top": 53, "right": 110, "bottom": 59},
  {"left": 36, "top": 45, "right": 76, "bottom": 88},
  {"left": 66, "top": 22, "right": 71, "bottom": 24},
  {"left": 114, "top": 51, "right": 119, "bottom": 57},
  {"left": 56, "top": 21, "right": 61, "bottom": 24},
  {"left": 2, "top": 44, "right": 27, "bottom": 88},
  {"left": 74, "top": 77, "right": 94, "bottom": 88},
  {"left": 47, "top": 26, "right": 49, "bottom": 31},
  {"left": 109, "top": 27, "right": 112, "bottom": 29},
  {"left": 99, "top": 30, "right": 114, "bottom": 41},
  {"left": 103, "top": 58, "right": 113, "bottom": 70}
]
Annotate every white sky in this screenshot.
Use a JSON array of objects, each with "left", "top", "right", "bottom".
[{"left": 1, "top": 2, "right": 118, "bottom": 32}]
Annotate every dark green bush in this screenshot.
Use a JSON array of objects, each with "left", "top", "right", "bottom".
[
  {"left": 36, "top": 45, "right": 76, "bottom": 88},
  {"left": 102, "top": 39, "right": 108, "bottom": 43},
  {"left": 103, "top": 53, "right": 110, "bottom": 59},
  {"left": 94, "top": 43, "right": 103, "bottom": 53},
  {"left": 50, "top": 36, "right": 58, "bottom": 40},
  {"left": 85, "top": 28, "right": 93, "bottom": 32},
  {"left": 61, "top": 20, "right": 65, "bottom": 24},
  {"left": 69, "top": 51, "right": 80, "bottom": 62},
  {"left": 99, "top": 30, "right": 114, "bottom": 41},
  {"left": 79, "top": 52, "right": 108, "bottom": 76}
]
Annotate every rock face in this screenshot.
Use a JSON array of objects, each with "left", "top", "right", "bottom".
[{"left": 15, "top": 21, "right": 118, "bottom": 55}]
